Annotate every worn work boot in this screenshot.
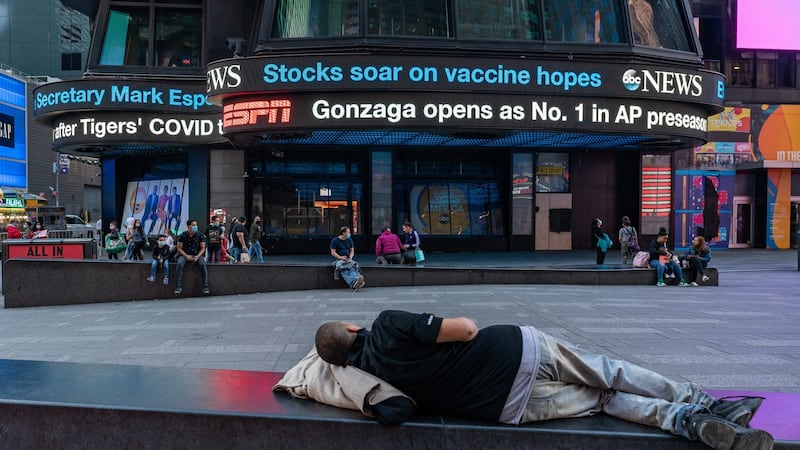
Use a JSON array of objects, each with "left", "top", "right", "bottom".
[
  {"left": 686, "top": 413, "right": 773, "bottom": 450},
  {"left": 710, "top": 396, "right": 765, "bottom": 427}
]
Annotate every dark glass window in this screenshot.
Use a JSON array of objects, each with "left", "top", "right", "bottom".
[
  {"left": 99, "top": 1, "right": 203, "bottom": 68},
  {"left": 629, "top": 0, "right": 691, "bottom": 51},
  {"left": 543, "top": 0, "right": 627, "bottom": 43},
  {"left": 273, "top": 0, "right": 359, "bottom": 38},
  {"left": 367, "top": 0, "right": 449, "bottom": 37},
  {"left": 457, "top": 0, "right": 541, "bottom": 40},
  {"left": 61, "top": 53, "right": 83, "bottom": 71},
  {"left": 155, "top": 9, "right": 202, "bottom": 67},
  {"left": 100, "top": 7, "right": 149, "bottom": 66}
]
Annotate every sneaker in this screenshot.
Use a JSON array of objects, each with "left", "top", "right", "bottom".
[
  {"left": 657, "top": 281, "right": 667, "bottom": 287},
  {"left": 666, "top": 273, "right": 676, "bottom": 279},
  {"left": 146, "top": 276, "right": 155, "bottom": 282},
  {"left": 163, "top": 277, "right": 169, "bottom": 285},
  {"left": 679, "top": 281, "right": 690, "bottom": 287},
  {"left": 685, "top": 413, "right": 773, "bottom": 450},
  {"left": 352, "top": 275, "right": 365, "bottom": 292},
  {"left": 202, "top": 287, "right": 211, "bottom": 295},
  {"left": 711, "top": 396, "right": 765, "bottom": 427},
  {"left": 690, "top": 281, "right": 699, "bottom": 287},
  {"left": 702, "top": 275, "right": 710, "bottom": 282},
  {"left": 173, "top": 287, "right": 182, "bottom": 295}
]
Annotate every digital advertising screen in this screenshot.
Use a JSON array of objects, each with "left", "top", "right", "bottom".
[
  {"left": 0, "top": 72, "right": 28, "bottom": 189},
  {"left": 736, "top": 0, "right": 800, "bottom": 51}
]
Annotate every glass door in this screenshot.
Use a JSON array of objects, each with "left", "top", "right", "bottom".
[{"left": 730, "top": 196, "right": 752, "bottom": 248}]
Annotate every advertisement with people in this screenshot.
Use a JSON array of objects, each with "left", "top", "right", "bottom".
[{"left": 121, "top": 178, "right": 188, "bottom": 235}]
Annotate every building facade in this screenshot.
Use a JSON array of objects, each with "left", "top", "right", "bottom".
[{"left": 33, "top": 0, "right": 727, "bottom": 253}]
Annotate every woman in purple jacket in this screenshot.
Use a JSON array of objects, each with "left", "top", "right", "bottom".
[{"left": 375, "top": 226, "right": 403, "bottom": 264}]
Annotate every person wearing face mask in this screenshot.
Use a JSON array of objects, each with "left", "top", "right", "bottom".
[
  {"left": 31, "top": 222, "right": 48, "bottom": 239},
  {"left": 205, "top": 216, "right": 223, "bottom": 263},
  {"left": 330, "top": 226, "right": 365, "bottom": 291},
  {"left": 147, "top": 234, "right": 170, "bottom": 285},
  {"left": 248, "top": 215, "right": 265, "bottom": 263},
  {"left": 174, "top": 219, "right": 210, "bottom": 295},
  {"left": 104, "top": 221, "right": 126, "bottom": 259},
  {"left": 130, "top": 219, "right": 148, "bottom": 260}
]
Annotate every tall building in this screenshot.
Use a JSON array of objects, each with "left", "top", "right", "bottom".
[
  {"left": 34, "top": 0, "right": 729, "bottom": 253},
  {"left": 692, "top": 0, "right": 800, "bottom": 250},
  {"left": 1, "top": 1, "right": 99, "bottom": 223},
  {"left": 0, "top": 0, "right": 91, "bottom": 81}
]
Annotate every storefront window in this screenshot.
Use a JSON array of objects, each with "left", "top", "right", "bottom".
[
  {"left": 456, "top": 0, "right": 541, "bottom": 40},
  {"left": 99, "top": 2, "right": 203, "bottom": 67},
  {"left": 273, "top": 0, "right": 359, "bottom": 38},
  {"left": 397, "top": 182, "right": 503, "bottom": 236},
  {"left": 543, "top": 0, "right": 626, "bottom": 43},
  {"left": 628, "top": 0, "right": 691, "bottom": 51},
  {"left": 371, "top": 152, "right": 393, "bottom": 234},
  {"left": 512, "top": 153, "right": 534, "bottom": 235},
  {"left": 258, "top": 181, "right": 362, "bottom": 237},
  {"left": 367, "top": 0, "right": 449, "bottom": 37},
  {"left": 536, "top": 153, "right": 569, "bottom": 193},
  {"left": 641, "top": 154, "right": 671, "bottom": 234}
]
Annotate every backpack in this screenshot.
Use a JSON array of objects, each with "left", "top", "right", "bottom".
[
  {"left": 621, "top": 226, "right": 640, "bottom": 251},
  {"left": 632, "top": 251, "right": 650, "bottom": 268}
]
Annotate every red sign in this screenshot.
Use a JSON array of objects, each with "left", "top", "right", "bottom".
[
  {"left": 6, "top": 243, "right": 86, "bottom": 259},
  {"left": 222, "top": 99, "right": 292, "bottom": 128}
]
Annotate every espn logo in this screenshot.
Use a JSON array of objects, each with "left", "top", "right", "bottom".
[{"left": 223, "top": 100, "right": 292, "bottom": 128}]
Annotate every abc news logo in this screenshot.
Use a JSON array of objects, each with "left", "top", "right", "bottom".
[
  {"left": 621, "top": 68, "right": 703, "bottom": 97},
  {"left": 223, "top": 100, "right": 292, "bottom": 128}
]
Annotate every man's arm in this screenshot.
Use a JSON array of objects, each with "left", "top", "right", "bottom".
[
  {"left": 177, "top": 241, "right": 185, "bottom": 258},
  {"left": 237, "top": 230, "right": 247, "bottom": 248},
  {"left": 436, "top": 317, "right": 478, "bottom": 343}
]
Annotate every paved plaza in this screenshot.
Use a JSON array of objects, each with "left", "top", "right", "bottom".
[{"left": 0, "top": 249, "right": 797, "bottom": 393}]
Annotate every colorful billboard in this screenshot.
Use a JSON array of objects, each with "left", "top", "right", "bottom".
[
  {"left": 121, "top": 178, "right": 189, "bottom": 235},
  {"left": 0, "top": 72, "right": 28, "bottom": 189}
]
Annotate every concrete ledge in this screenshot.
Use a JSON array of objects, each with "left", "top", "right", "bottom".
[
  {"left": 3, "top": 359, "right": 791, "bottom": 450},
  {"left": 1, "top": 259, "right": 718, "bottom": 308}
]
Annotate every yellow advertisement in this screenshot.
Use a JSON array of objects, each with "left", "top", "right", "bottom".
[{"left": 708, "top": 107, "right": 751, "bottom": 132}]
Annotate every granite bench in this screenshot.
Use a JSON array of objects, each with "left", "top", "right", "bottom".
[
  {"left": 1, "top": 259, "right": 718, "bottom": 308},
  {"left": 2, "top": 359, "right": 793, "bottom": 450}
]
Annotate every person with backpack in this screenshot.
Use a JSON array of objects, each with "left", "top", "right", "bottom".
[
  {"left": 618, "top": 216, "right": 640, "bottom": 265},
  {"left": 205, "top": 216, "right": 222, "bottom": 262}
]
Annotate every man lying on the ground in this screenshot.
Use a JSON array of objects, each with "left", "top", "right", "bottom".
[{"left": 314, "top": 310, "right": 772, "bottom": 450}]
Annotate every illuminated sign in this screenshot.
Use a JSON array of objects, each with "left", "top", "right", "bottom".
[
  {"left": 0, "top": 198, "right": 24, "bottom": 208},
  {"left": 221, "top": 92, "right": 710, "bottom": 141},
  {"left": 222, "top": 100, "right": 292, "bottom": 127},
  {"left": 0, "top": 71, "right": 27, "bottom": 189},
  {"left": 6, "top": 242, "right": 87, "bottom": 259},
  {"left": 207, "top": 64, "right": 242, "bottom": 92},
  {"left": 49, "top": 112, "right": 225, "bottom": 150},
  {"left": 0, "top": 112, "right": 13, "bottom": 147},
  {"left": 32, "top": 79, "right": 220, "bottom": 118},
  {"left": 206, "top": 54, "right": 725, "bottom": 108}
]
